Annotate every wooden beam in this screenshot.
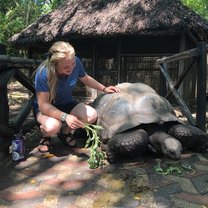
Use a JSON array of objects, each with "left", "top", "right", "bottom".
[
  {"left": 156, "top": 48, "right": 199, "bottom": 64},
  {"left": 196, "top": 42, "right": 207, "bottom": 131},
  {"left": 178, "top": 31, "right": 186, "bottom": 96},
  {"left": 14, "top": 70, "right": 36, "bottom": 94},
  {"left": 159, "top": 63, "right": 196, "bottom": 126},
  {"left": 0, "top": 69, "right": 16, "bottom": 126},
  {"left": 0, "top": 69, "right": 16, "bottom": 88},
  {"left": 0, "top": 55, "right": 41, "bottom": 70},
  {"left": 165, "top": 59, "right": 196, "bottom": 99},
  {"left": 9, "top": 95, "right": 36, "bottom": 131},
  {"left": 0, "top": 87, "right": 9, "bottom": 126},
  {"left": 157, "top": 44, "right": 208, "bottom": 65}
]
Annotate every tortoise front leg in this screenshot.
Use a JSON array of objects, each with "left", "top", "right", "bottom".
[
  {"left": 168, "top": 123, "right": 208, "bottom": 153},
  {"left": 106, "top": 129, "right": 149, "bottom": 163}
]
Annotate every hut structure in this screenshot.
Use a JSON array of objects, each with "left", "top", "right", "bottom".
[{"left": 10, "top": 0, "right": 208, "bottom": 104}]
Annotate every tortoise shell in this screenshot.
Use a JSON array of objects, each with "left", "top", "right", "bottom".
[{"left": 92, "top": 82, "right": 179, "bottom": 140}]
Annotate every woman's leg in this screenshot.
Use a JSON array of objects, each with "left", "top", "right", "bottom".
[
  {"left": 70, "top": 103, "right": 97, "bottom": 124},
  {"left": 36, "top": 112, "right": 62, "bottom": 152},
  {"left": 36, "top": 112, "right": 62, "bottom": 136},
  {"left": 58, "top": 103, "right": 97, "bottom": 146}
]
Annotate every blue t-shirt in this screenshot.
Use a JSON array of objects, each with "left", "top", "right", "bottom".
[{"left": 35, "top": 56, "right": 86, "bottom": 106}]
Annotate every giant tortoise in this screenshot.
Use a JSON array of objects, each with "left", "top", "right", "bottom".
[{"left": 92, "top": 82, "right": 208, "bottom": 163}]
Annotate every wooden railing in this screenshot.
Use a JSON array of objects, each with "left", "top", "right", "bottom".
[
  {"left": 0, "top": 42, "right": 207, "bottom": 158},
  {"left": 156, "top": 42, "right": 208, "bottom": 131},
  {"left": 0, "top": 56, "right": 41, "bottom": 138}
]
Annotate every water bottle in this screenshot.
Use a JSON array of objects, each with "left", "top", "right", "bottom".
[{"left": 12, "top": 132, "right": 25, "bottom": 162}]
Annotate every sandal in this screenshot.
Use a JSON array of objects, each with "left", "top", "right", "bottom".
[
  {"left": 38, "top": 137, "right": 51, "bottom": 153},
  {"left": 57, "top": 131, "right": 76, "bottom": 147}
]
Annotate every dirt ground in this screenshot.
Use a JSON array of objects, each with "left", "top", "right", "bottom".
[
  {"left": 2, "top": 82, "right": 208, "bottom": 208},
  {"left": 8, "top": 81, "right": 32, "bottom": 118},
  {"left": 0, "top": 82, "right": 208, "bottom": 208}
]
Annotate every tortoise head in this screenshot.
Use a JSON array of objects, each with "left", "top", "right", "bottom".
[{"left": 161, "top": 137, "right": 182, "bottom": 160}]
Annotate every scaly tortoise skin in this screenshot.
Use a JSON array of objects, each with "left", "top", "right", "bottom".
[{"left": 92, "top": 82, "right": 208, "bottom": 163}]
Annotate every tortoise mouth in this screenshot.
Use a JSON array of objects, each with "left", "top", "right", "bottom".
[{"left": 161, "top": 137, "right": 182, "bottom": 160}]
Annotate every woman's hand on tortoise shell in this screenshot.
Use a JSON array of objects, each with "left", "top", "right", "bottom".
[{"left": 104, "top": 86, "right": 120, "bottom": 93}]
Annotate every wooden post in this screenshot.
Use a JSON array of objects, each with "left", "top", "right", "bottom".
[
  {"left": 196, "top": 42, "right": 207, "bottom": 131},
  {"left": 159, "top": 63, "right": 196, "bottom": 126},
  {"left": 0, "top": 44, "right": 9, "bottom": 127},
  {"left": 160, "top": 63, "right": 167, "bottom": 97},
  {"left": 0, "top": 44, "right": 10, "bottom": 158},
  {"left": 0, "top": 86, "right": 9, "bottom": 126}
]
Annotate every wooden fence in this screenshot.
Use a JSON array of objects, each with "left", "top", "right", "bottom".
[
  {"left": 0, "top": 42, "right": 207, "bottom": 157},
  {"left": 156, "top": 42, "right": 208, "bottom": 131},
  {"left": 0, "top": 55, "right": 41, "bottom": 157}
]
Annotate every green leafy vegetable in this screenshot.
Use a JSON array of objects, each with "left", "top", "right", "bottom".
[
  {"left": 84, "top": 124, "right": 106, "bottom": 169},
  {"left": 154, "top": 161, "right": 195, "bottom": 176}
]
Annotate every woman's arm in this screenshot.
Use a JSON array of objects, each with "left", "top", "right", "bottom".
[
  {"left": 37, "top": 92, "right": 84, "bottom": 129},
  {"left": 79, "top": 75, "right": 120, "bottom": 93},
  {"left": 37, "top": 92, "right": 63, "bottom": 120}
]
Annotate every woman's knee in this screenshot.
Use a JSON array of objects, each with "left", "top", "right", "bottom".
[
  {"left": 71, "top": 103, "right": 97, "bottom": 124},
  {"left": 41, "top": 118, "right": 62, "bottom": 136},
  {"left": 86, "top": 108, "right": 97, "bottom": 124}
]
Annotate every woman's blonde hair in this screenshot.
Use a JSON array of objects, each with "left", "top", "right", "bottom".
[{"left": 39, "top": 41, "right": 75, "bottom": 103}]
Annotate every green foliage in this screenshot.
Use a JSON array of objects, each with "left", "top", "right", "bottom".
[
  {"left": 0, "top": 0, "right": 65, "bottom": 55},
  {"left": 1, "top": 0, "right": 207, "bottom": 55},
  {"left": 84, "top": 124, "right": 106, "bottom": 169},
  {"left": 154, "top": 160, "right": 195, "bottom": 176},
  {"left": 181, "top": 0, "right": 208, "bottom": 20}
]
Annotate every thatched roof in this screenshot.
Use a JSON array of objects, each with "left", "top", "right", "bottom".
[{"left": 10, "top": 0, "right": 208, "bottom": 47}]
